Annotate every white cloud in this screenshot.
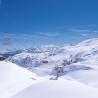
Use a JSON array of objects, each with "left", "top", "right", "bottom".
[
  {"left": 93, "top": 30, "right": 98, "bottom": 33},
  {"left": 70, "top": 28, "right": 98, "bottom": 37},
  {"left": 70, "top": 28, "right": 98, "bottom": 33},
  {"left": 80, "top": 33, "right": 88, "bottom": 37},
  {"left": 10, "top": 33, "right": 47, "bottom": 40},
  {"left": 37, "top": 32, "right": 60, "bottom": 37},
  {"left": 1, "top": 33, "right": 55, "bottom": 41},
  {"left": 70, "top": 28, "right": 90, "bottom": 33}
]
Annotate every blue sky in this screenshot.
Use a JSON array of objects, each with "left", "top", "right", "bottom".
[{"left": 0, "top": 0, "right": 98, "bottom": 48}]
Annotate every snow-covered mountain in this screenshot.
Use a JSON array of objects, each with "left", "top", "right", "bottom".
[
  {"left": 6, "top": 38, "right": 98, "bottom": 68},
  {"left": 1, "top": 61, "right": 98, "bottom": 98},
  {"left": 1, "top": 38, "right": 98, "bottom": 77},
  {"left": 6, "top": 45, "right": 62, "bottom": 67},
  {"left": 24, "top": 45, "right": 60, "bottom": 53},
  {"left": 1, "top": 38, "right": 98, "bottom": 98},
  {"left": 4, "top": 38, "right": 98, "bottom": 88}
]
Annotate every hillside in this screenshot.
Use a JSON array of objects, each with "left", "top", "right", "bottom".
[{"left": 0, "top": 61, "right": 45, "bottom": 98}]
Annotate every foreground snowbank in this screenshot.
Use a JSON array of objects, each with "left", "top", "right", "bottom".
[
  {"left": 0, "top": 61, "right": 45, "bottom": 98},
  {"left": 12, "top": 78, "right": 98, "bottom": 98},
  {"left": 0, "top": 61, "right": 98, "bottom": 98}
]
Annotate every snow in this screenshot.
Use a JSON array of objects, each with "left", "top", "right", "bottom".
[
  {"left": 56, "top": 62, "right": 98, "bottom": 88},
  {"left": 1, "top": 38, "right": 98, "bottom": 98},
  {"left": 12, "top": 78, "right": 98, "bottom": 98},
  {"left": 6, "top": 38, "right": 98, "bottom": 69},
  {"left": 0, "top": 61, "right": 45, "bottom": 98},
  {"left": 1, "top": 61, "right": 98, "bottom": 98},
  {"left": 6, "top": 38, "right": 98, "bottom": 85}
]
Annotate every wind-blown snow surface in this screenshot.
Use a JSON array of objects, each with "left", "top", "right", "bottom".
[{"left": 0, "top": 61, "right": 45, "bottom": 98}]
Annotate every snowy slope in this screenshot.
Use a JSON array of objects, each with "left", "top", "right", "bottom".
[
  {"left": 66, "top": 67, "right": 98, "bottom": 88},
  {"left": 7, "top": 38, "right": 98, "bottom": 68},
  {"left": 12, "top": 78, "right": 98, "bottom": 98},
  {"left": 0, "top": 61, "right": 45, "bottom": 98},
  {"left": 5, "top": 38, "right": 98, "bottom": 88},
  {"left": 6, "top": 45, "right": 61, "bottom": 67},
  {"left": 5, "top": 38, "right": 98, "bottom": 70},
  {"left": 23, "top": 45, "right": 60, "bottom": 53},
  {"left": 1, "top": 38, "right": 98, "bottom": 98},
  {"left": 2, "top": 61, "right": 98, "bottom": 98}
]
